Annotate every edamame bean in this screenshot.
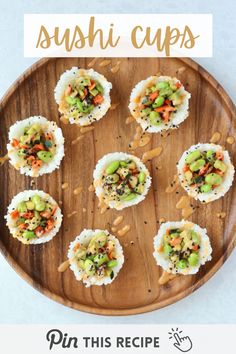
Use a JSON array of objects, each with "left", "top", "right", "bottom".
[
  {"left": 190, "top": 159, "right": 206, "bottom": 172},
  {"left": 153, "top": 96, "right": 165, "bottom": 107},
  {"left": 188, "top": 253, "right": 199, "bottom": 266},
  {"left": 22, "top": 230, "right": 36, "bottom": 240},
  {"left": 177, "top": 259, "right": 187, "bottom": 269},
  {"left": 138, "top": 171, "right": 146, "bottom": 183},
  {"left": 205, "top": 173, "right": 222, "bottom": 185},
  {"left": 105, "top": 161, "right": 120, "bottom": 175},
  {"left": 122, "top": 193, "right": 137, "bottom": 201},
  {"left": 185, "top": 150, "right": 201, "bottom": 164},
  {"left": 200, "top": 184, "right": 212, "bottom": 193},
  {"left": 107, "top": 260, "right": 118, "bottom": 268},
  {"left": 214, "top": 160, "right": 227, "bottom": 172},
  {"left": 37, "top": 151, "right": 53, "bottom": 163}
]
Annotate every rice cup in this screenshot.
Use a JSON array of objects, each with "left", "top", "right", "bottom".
[
  {"left": 68, "top": 229, "right": 124, "bottom": 287},
  {"left": 129, "top": 75, "right": 190, "bottom": 133},
  {"left": 54, "top": 67, "right": 112, "bottom": 126},
  {"left": 5, "top": 190, "right": 62, "bottom": 245},
  {"left": 93, "top": 152, "right": 152, "bottom": 210},
  {"left": 177, "top": 143, "right": 235, "bottom": 203},
  {"left": 7, "top": 116, "right": 64, "bottom": 177},
  {"left": 153, "top": 220, "right": 212, "bottom": 275}
]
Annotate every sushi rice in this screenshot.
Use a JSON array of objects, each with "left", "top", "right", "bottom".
[
  {"left": 54, "top": 67, "right": 112, "bottom": 126},
  {"left": 5, "top": 190, "right": 63, "bottom": 245},
  {"left": 153, "top": 220, "right": 212, "bottom": 275},
  {"left": 7, "top": 116, "right": 64, "bottom": 177},
  {"left": 177, "top": 143, "right": 235, "bottom": 203},
  {"left": 93, "top": 152, "right": 152, "bottom": 210},
  {"left": 129, "top": 75, "right": 191, "bottom": 133},
  {"left": 68, "top": 229, "right": 124, "bottom": 287}
]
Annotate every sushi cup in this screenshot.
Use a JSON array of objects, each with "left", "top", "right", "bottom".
[
  {"left": 93, "top": 152, "right": 152, "bottom": 210},
  {"left": 153, "top": 220, "right": 212, "bottom": 275},
  {"left": 68, "top": 229, "right": 124, "bottom": 287},
  {"left": 7, "top": 116, "right": 64, "bottom": 177},
  {"left": 5, "top": 190, "right": 63, "bottom": 245},
  {"left": 129, "top": 75, "right": 190, "bottom": 133},
  {"left": 54, "top": 67, "right": 112, "bottom": 126},
  {"left": 177, "top": 143, "right": 235, "bottom": 203}
]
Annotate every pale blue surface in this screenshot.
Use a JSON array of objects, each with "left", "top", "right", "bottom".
[{"left": 0, "top": 0, "right": 235, "bottom": 324}]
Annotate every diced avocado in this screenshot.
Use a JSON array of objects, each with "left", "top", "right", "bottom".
[
  {"left": 153, "top": 96, "right": 165, "bottom": 108},
  {"left": 17, "top": 149, "right": 26, "bottom": 158},
  {"left": 184, "top": 170, "right": 193, "bottom": 184},
  {"left": 88, "top": 232, "right": 108, "bottom": 250},
  {"left": 206, "top": 150, "right": 215, "bottom": 162},
  {"left": 65, "top": 96, "right": 77, "bottom": 105},
  {"left": 26, "top": 201, "right": 35, "bottom": 210},
  {"left": 156, "top": 81, "right": 170, "bottom": 90},
  {"left": 177, "top": 259, "right": 188, "bottom": 269},
  {"left": 164, "top": 243, "right": 172, "bottom": 256},
  {"left": 214, "top": 160, "right": 227, "bottom": 172},
  {"left": 84, "top": 259, "right": 96, "bottom": 276},
  {"left": 149, "top": 111, "right": 161, "bottom": 125},
  {"left": 188, "top": 252, "right": 199, "bottom": 266},
  {"left": 134, "top": 184, "right": 144, "bottom": 194},
  {"left": 185, "top": 150, "right": 201, "bottom": 164},
  {"left": 94, "top": 253, "right": 109, "bottom": 267},
  {"left": 20, "top": 135, "right": 29, "bottom": 144},
  {"left": 200, "top": 184, "right": 212, "bottom": 193},
  {"left": 27, "top": 124, "right": 41, "bottom": 136},
  {"left": 169, "top": 91, "right": 182, "bottom": 105},
  {"left": 107, "top": 260, "right": 118, "bottom": 268},
  {"left": 159, "top": 88, "right": 173, "bottom": 97},
  {"left": 90, "top": 88, "right": 99, "bottom": 96},
  {"left": 32, "top": 195, "right": 46, "bottom": 211},
  {"left": 190, "top": 159, "right": 206, "bottom": 172},
  {"left": 190, "top": 230, "right": 200, "bottom": 245},
  {"left": 121, "top": 193, "right": 137, "bottom": 201},
  {"left": 37, "top": 151, "right": 53, "bottom": 163},
  {"left": 22, "top": 230, "right": 36, "bottom": 240},
  {"left": 78, "top": 260, "right": 85, "bottom": 270},
  {"left": 96, "top": 83, "right": 104, "bottom": 94},
  {"left": 17, "top": 201, "right": 27, "bottom": 213},
  {"left": 140, "top": 107, "right": 151, "bottom": 117}
]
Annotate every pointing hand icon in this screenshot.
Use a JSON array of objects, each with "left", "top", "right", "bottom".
[{"left": 173, "top": 332, "right": 192, "bottom": 352}]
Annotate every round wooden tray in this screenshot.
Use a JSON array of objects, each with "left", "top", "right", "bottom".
[{"left": 0, "top": 57, "right": 235, "bottom": 316}]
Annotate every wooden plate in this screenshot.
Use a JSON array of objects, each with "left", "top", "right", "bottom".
[{"left": 0, "top": 58, "right": 236, "bottom": 316}]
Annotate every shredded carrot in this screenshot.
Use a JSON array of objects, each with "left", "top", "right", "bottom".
[
  {"left": 149, "top": 91, "right": 158, "bottom": 101},
  {"left": 183, "top": 165, "right": 189, "bottom": 172},
  {"left": 192, "top": 245, "right": 199, "bottom": 251},
  {"left": 216, "top": 151, "right": 224, "bottom": 160},
  {"left": 10, "top": 210, "right": 19, "bottom": 219},
  {"left": 73, "top": 243, "right": 81, "bottom": 251},
  {"left": 163, "top": 111, "right": 170, "bottom": 122},
  {"left": 18, "top": 223, "right": 27, "bottom": 230},
  {"left": 32, "top": 144, "right": 44, "bottom": 151},
  {"left": 32, "top": 159, "right": 43, "bottom": 169},
  {"left": 169, "top": 237, "right": 181, "bottom": 246},
  {"left": 22, "top": 212, "right": 34, "bottom": 219},
  {"left": 89, "top": 80, "right": 96, "bottom": 90},
  {"left": 199, "top": 163, "right": 209, "bottom": 176},
  {"left": 176, "top": 82, "right": 182, "bottom": 89},
  {"left": 155, "top": 105, "right": 176, "bottom": 113},
  {"left": 12, "top": 139, "right": 19, "bottom": 147},
  {"left": 45, "top": 219, "right": 54, "bottom": 232},
  {"left": 165, "top": 99, "right": 171, "bottom": 105},
  {"left": 93, "top": 94, "right": 104, "bottom": 105}
]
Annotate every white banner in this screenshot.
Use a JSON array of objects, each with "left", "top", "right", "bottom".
[
  {"left": 0, "top": 324, "right": 235, "bottom": 353},
  {"left": 24, "top": 14, "right": 212, "bottom": 58}
]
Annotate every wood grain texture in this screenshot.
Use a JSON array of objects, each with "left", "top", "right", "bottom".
[{"left": 0, "top": 57, "right": 236, "bottom": 316}]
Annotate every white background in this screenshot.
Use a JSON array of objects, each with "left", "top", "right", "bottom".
[{"left": 0, "top": 0, "right": 236, "bottom": 324}]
